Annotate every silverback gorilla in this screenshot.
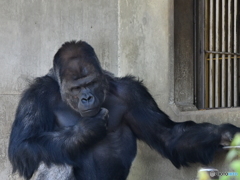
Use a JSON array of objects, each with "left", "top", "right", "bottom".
[{"left": 8, "top": 40, "right": 240, "bottom": 180}]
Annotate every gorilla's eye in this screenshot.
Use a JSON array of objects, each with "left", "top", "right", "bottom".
[
  {"left": 72, "top": 76, "right": 78, "bottom": 80},
  {"left": 87, "top": 81, "right": 95, "bottom": 86},
  {"left": 71, "top": 86, "right": 81, "bottom": 93}
]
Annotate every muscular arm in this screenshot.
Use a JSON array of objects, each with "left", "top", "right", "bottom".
[
  {"left": 8, "top": 76, "right": 107, "bottom": 179},
  {"left": 121, "top": 76, "right": 240, "bottom": 168},
  {"left": 39, "top": 108, "right": 108, "bottom": 163}
]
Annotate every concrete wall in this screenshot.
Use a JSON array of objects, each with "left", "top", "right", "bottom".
[
  {"left": 0, "top": 0, "right": 118, "bottom": 179},
  {"left": 118, "top": 0, "right": 240, "bottom": 180},
  {"left": 1, "top": 0, "right": 240, "bottom": 180}
]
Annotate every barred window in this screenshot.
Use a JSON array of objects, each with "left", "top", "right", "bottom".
[
  {"left": 174, "top": 0, "right": 240, "bottom": 110},
  {"left": 195, "top": 0, "right": 240, "bottom": 109}
]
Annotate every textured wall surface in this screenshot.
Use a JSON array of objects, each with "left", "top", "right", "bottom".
[
  {"left": 0, "top": 0, "right": 118, "bottom": 179},
  {"left": 1, "top": 0, "right": 240, "bottom": 180}
]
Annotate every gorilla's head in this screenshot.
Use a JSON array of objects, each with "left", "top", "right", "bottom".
[{"left": 53, "top": 41, "right": 108, "bottom": 117}]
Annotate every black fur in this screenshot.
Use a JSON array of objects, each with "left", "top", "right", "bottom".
[{"left": 8, "top": 40, "right": 240, "bottom": 180}]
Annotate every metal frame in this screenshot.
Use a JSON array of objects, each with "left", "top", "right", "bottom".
[{"left": 195, "top": 0, "right": 239, "bottom": 109}]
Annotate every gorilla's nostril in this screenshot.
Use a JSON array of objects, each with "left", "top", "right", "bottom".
[
  {"left": 81, "top": 96, "right": 94, "bottom": 104},
  {"left": 88, "top": 96, "right": 93, "bottom": 101},
  {"left": 81, "top": 98, "right": 87, "bottom": 103}
]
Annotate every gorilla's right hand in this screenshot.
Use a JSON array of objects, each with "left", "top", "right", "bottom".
[
  {"left": 95, "top": 108, "right": 109, "bottom": 128},
  {"left": 48, "top": 108, "right": 110, "bottom": 161},
  {"left": 79, "top": 108, "right": 109, "bottom": 139}
]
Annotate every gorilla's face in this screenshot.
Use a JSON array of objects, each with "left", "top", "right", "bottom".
[{"left": 60, "top": 58, "right": 108, "bottom": 117}]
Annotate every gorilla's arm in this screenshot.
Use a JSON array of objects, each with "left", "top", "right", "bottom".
[
  {"left": 121, "top": 76, "right": 240, "bottom": 168},
  {"left": 8, "top": 76, "right": 107, "bottom": 179}
]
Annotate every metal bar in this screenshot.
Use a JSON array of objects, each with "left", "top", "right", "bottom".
[
  {"left": 207, "top": 56, "right": 240, "bottom": 60},
  {"left": 221, "top": 0, "right": 226, "bottom": 107},
  {"left": 204, "top": 0, "right": 209, "bottom": 108},
  {"left": 215, "top": 0, "right": 220, "bottom": 107},
  {"left": 227, "top": 0, "right": 232, "bottom": 107},
  {"left": 205, "top": 51, "right": 240, "bottom": 56},
  {"left": 233, "top": 0, "right": 238, "bottom": 106},
  {"left": 194, "top": 0, "right": 197, "bottom": 106},
  {"left": 200, "top": 0, "right": 206, "bottom": 109},
  {"left": 209, "top": 0, "right": 214, "bottom": 108}
]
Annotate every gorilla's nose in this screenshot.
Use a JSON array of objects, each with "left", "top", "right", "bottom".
[{"left": 81, "top": 94, "right": 94, "bottom": 105}]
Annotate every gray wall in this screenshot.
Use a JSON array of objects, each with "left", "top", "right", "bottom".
[
  {"left": 1, "top": 0, "right": 239, "bottom": 180},
  {"left": 0, "top": 0, "right": 118, "bottom": 179}
]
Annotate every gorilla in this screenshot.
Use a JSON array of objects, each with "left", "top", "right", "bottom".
[{"left": 8, "top": 40, "right": 240, "bottom": 180}]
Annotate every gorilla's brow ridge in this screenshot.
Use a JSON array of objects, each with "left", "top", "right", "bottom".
[{"left": 69, "top": 74, "right": 99, "bottom": 88}]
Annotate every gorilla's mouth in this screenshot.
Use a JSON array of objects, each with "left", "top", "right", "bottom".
[{"left": 80, "top": 107, "right": 101, "bottom": 117}]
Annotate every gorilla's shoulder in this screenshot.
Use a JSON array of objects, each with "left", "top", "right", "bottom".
[
  {"left": 21, "top": 74, "right": 59, "bottom": 101},
  {"left": 118, "top": 75, "right": 149, "bottom": 94},
  {"left": 107, "top": 75, "right": 152, "bottom": 105}
]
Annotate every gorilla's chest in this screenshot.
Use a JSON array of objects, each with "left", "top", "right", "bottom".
[
  {"left": 81, "top": 126, "right": 137, "bottom": 174},
  {"left": 102, "top": 93, "right": 128, "bottom": 131},
  {"left": 104, "top": 103, "right": 127, "bottom": 132},
  {"left": 53, "top": 101, "right": 127, "bottom": 132}
]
